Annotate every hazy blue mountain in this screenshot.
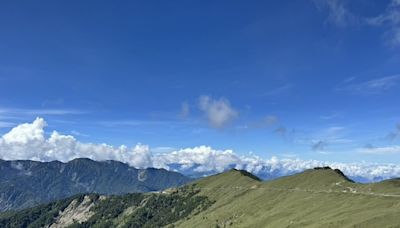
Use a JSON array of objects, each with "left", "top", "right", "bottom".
[{"left": 0, "top": 158, "right": 190, "bottom": 212}]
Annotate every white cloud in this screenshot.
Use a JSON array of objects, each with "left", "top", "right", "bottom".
[
  {"left": 198, "top": 96, "right": 238, "bottom": 129},
  {"left": 2, "top": 117, "right": 46, "bottom": 144},
  {"left": 153, "top": 146, "right": 241, "bottom": 173},
  {"left": 1, "top": 118, "right": 400, "bottom": 182},
  {"left": 153, "top": 146, "right": 400, "bottom": 181},
  {"left": 0, "top": 118, "right": 152, "bottom": 168}
]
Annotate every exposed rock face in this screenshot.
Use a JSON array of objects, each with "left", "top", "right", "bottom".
[
  {"left": 138, "top": 169, "right": 148, "bottom": 182},
  {"left": 50, "top": 195, "right": 95, "bottom": 228}
]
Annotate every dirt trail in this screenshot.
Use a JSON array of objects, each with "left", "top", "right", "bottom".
[{"left": 193, "top": 186, "right": 400, "bottom": 198}]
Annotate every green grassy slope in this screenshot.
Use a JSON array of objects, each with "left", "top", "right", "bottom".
[{"left": 176, "top": 168, "right": 400, "bottom": 228}]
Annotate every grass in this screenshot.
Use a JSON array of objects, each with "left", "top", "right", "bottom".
[{"left": 175, "top": 168, "right": 400, "bottom": 228}]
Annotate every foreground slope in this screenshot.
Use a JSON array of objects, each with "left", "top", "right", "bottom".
[
  {"left": 175, "top": 168, "right": 400, "bottom": 228},
  {"left": 1, "top": 167, "right": 400, "bottom": 227},
  {"left": 0, "top": 187, "right": 213, "bottom": 228},
  {"left": 0, "top": 158, "right": 190, "bottom": 211}
]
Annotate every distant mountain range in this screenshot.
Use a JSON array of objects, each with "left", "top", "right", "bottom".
[
  {"left": 0, "top": 158, "right": 190, "bottom": 212},
  {"left": 2, "top": 167, "right": 400, "bottom": 227}
]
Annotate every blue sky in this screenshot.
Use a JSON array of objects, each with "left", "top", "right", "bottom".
[{"left": 0, "top": 0, "right": 400, "bottom": 164}]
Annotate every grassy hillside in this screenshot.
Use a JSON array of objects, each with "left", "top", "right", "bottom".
[
  {"left": 175, "top": 168, "right": 400, "bottom": 228},
  {"left": 1, "top": 167, "right": 400, "bottom": 227}
]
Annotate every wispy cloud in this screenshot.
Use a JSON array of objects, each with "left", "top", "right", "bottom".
[
  {"left": 179, "top": 102, "right": 190, "bottom": 119},
  {"left": 296, "top": 126, "right": 352, "bottom": 151},
  {"left": 98, "top": 119, "right": 190, "bottom": 128},
  {"left": 387, "top": 123, "right": 400, "bottom": 141},
  {"left": 336, "top": 75, "right": 400, "bottom": 95},
  {"left": 274, "top": 126, "right": 296, "bottom": 142},
  {"left": 314, "top": 0, "right": 400, "bottom": 47},
  {"left": 70, "top": 130, "right": 89, "bottom": 137},
  {"left": 312, "top": 140, "right": 328, "bottom": 151},
  {"left": 319, "top": 112, "right": 341, "bottom": 120},
  {"left": 357, "top": 145, "right": 400, "bottom": 154},
  {"left": 260, "top": 84, "right": 293, "bottom": 97},
  {"left": 313, "top": 0, "right": 355, "bottom": 27},
  {"left": 0, "top": 107, "right": 86, "bottom": 116},
  {"left": 0, "top": 121, "right": 15, "bottom": 128},
  {"left": 367, "top": 0, "right": 400, "bottom": 46},
  {"left": 243, "top": 115, "right": 280, "bottom": 130}
]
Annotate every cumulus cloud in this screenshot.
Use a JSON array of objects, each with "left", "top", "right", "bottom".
[
  {"left": 153, "top": 145, "right": 400, "bottom": 182},
  {"left": 0, "top": 118, "right": 153, "bottom": 168},
  {"left": 2, "top": 117, "right": 46, "bottom": 144},
  {"left": 1, "top": 118, "right": 400, "bottom": 182},
  {"left": 198, "top": 96, "right": 238, "bottom": 129}
]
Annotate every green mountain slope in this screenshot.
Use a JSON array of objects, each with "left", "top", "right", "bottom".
[
  {"left": 0, "top": 187, "right": 213, "bottom": 228},
  {"left": 1, "top": 167, "right": 400, "bottom": 227},
  {"left": 176, "top": 167, "right": 400, "bottom": 228},
  {"left": 0, "top": 158, "right": 190, "bottom": 212}
]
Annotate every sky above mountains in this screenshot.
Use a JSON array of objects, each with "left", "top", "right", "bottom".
[{"left": 0, "top": 1, "right": 400, "bottom": 170}]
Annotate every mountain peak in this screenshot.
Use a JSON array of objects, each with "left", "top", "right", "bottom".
[
  {"left": 0, "top": 159, "right": 190, "bottom": 212},
  {"left": 228, "top": 169, "right": 261, "bottom": 181},
  {"left": 193, "top": 168, "right": 261, "bottom": 191},
  {"left": 313, "top": 167, "right": 354, "bottom": 183},
  {"left": 265, "top": 166, "right": 355, "bottom": 189}
]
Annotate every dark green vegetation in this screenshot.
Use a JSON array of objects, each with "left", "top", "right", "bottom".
[
  {"left": 0, "top": 186, "right": 212, "bottom": 228},
  {"left": 2, "top": 167, "right": 400, "bottom": 227},
  {"left": 0, "top": 158, "right": 190, "bottom": 211},
  {"left": 0, "top": 195, "right": 82, "bottom": 228}
]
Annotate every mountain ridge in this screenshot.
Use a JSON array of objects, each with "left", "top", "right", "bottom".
[
  {"left": 2, "top": 167, "right": 400, "bottom": 227},
  {"left": 0, "top": 158, "right": 190, "bottom": 212}
]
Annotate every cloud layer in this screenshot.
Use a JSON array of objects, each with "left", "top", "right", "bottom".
[
  {"left": 1, "top": 118, "right": 400, "bottom": 182},
  {"left": 0, "top": 118, "right": 153, "bottom": 168}
]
